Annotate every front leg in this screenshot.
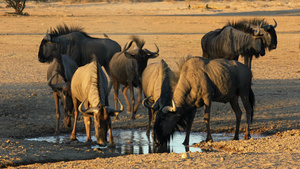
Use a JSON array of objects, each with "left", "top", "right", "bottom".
[
  {"left": 183, "top": 109, "right": 196, "bottom": 145},
  {"left": 204, "top": 99, "right": 212, "bottom": 142},
  {"left": 84, "top": 116, "right": 92, "bottom": 142},
  {"left": 70, "top": 98, "right": 79, "bottom": 140},
  {"left": 107, "top": 119, "right": 114, "bottom": 145},
  {"left": 53, "top": 92, "right": 60, "bottom": 134}
]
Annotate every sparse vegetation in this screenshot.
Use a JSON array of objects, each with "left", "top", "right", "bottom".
[{"left": 5, "top": 0, "right": 27, "bottom": 15}]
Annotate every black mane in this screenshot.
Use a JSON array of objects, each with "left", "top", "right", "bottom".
[
  {"left": 49, "top": 24, "right": 91, "bottom": 38},
  {"left": 241, "top": 18, "right": 269, "bottom": 26},
  {"left": 226, "top": 21, "right": 254, "bottom": 34}
]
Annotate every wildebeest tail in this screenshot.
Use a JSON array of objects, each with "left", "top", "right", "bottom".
[{"left": 249, "top": 88, "right": 255, "bottom": 123}]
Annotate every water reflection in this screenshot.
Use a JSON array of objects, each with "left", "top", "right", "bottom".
[{"left": 26, "top": 129, "right": 264, "bottom": 155}]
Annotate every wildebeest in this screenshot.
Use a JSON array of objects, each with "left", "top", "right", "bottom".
[
  {"left": 38, "top": 24, "right": 121, "bottom": 76},
  {"left": 47, "top": 54, "right": 78, "bottom": 134},
  {"left": 153, "top": 57, "right": 255, "bottom": 146},
  {"left": 109, "top": 36, "right": 159, "bottom": 120},
  {"left": 70, "top": 60, "right": 123, "bottom": 145},
  {"left": 141, "top": 59, "right": 176, "bottom": 138},
  {"left": 201, "top": 21, "right": 265, "bottom": 68},
  {"left": 226, "top": 18, "right": 278, "bottom": 68}
]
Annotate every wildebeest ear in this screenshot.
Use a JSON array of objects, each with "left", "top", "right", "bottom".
[{"left": 44, "top": 30, "right": 51, "bottom": 41}]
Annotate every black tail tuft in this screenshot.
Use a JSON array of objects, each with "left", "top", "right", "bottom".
[{"left": 249, "top": 88, "right": 255, "bottom": 123}]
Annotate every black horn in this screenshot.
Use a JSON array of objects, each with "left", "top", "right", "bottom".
[
  {"left": 161, "top": 100, "right": 176, "bottom": 113},
  {"left": 142, "top": 96, "right": 153, "bottom": 108},
  {"left": 78, "top": 98, "right": 100, "bottom": 116},
  {"left": 145, "top": 43, "right": 159, "bottom": 58},
  {"left": 272, "top": 19, "right": 277, "bottom": 28},
  {"left": 48, "top": 72, "right": 68, "bottom": 91}
]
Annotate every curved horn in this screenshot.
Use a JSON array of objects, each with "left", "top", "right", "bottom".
[
  {"left": 161, "top": 100, "right": 177, "bottom": 114},
  {"left": 142, "top": 96, "right": 153, "bottom": 108},
  {"left": 47, "top": 72, "right": 68, "bottom": 90},
  {"left": 145, "top": 43, "right": 159, "bottom": 58},
  {"left": 78, "top": 98, "right": 100, "bottom": 115},
  {"left": 260, "top": 18, "right": 265, "bottom": 27},
  {"left": 254, "top": 23, "right": 261, "bottom": 36},
  {"left": 123, "top": 41, "right": 134, "bottom": 53},
  {"left": 272, "top": 19, "right": 277, "bottom": 28},
  {"left": 106, "top": 98, "right": 124, "bottom": 114}
]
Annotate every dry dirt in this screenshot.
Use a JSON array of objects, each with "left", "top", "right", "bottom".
[{"left": 0, "top": 0, "right": 299, "bottom": 168}]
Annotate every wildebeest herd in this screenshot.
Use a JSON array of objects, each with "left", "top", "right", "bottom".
[{"left": 38, "top": 18, "right": 277, "bottom": 148}]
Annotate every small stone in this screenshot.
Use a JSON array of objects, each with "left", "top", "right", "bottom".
[
  {"left": 181, "top": 152, "right": 190, "bottom": 159},
  {"left": 220, "top": 157, "right": 225, "bottom": 162}
]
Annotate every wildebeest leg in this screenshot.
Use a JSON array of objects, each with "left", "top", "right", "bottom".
[
  {"left": 108, "top": 119, "right": 114, "bottom": 145},
  {"left": 133, "top": 85, "right": 142, "bottom": 116},
  {"left": 70, "top": 98, "right": 79, "bottom": 140},
  {"left": 248, "top": 56, "right": 253, "bottom": 69},
  {"left": 53, "top": 92, "right": 60, "bottom": 134},
  {"left": 204, "top": 99, "right": 213, "bottom": 142},
  {"left": 229, "top": 96, "right": 242, "bottom": 140},
  {"left": 146, "top": 107, "right": 152, "bottom": 139},
  {"left": 244, "top": 55, "right": 253, "bottom": 69},
  {"left": 240, "top": 91, "right": 252, "bottom": 140},
  {"left": 122, "top": 86, "right": 131, "bottom": 115},
  {"left": 112, "top": 80, "right": 120, "bottom": 120},
  {"left": 84, "top": 116, "right": 92, "bottom": 142},
  {"left": 128, "top": 84, "right": 136, "bottom": 119},
  {"left": 183, "top": 109, "right": 196, "bottom": 145}
]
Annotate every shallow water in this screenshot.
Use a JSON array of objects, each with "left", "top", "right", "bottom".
[{"left": 26, "top": 129, "right": 264, "bottom": 155}]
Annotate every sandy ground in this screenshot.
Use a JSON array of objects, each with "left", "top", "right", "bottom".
[{"left": 0, "top": 0, "right": 299, "bottom": 168}]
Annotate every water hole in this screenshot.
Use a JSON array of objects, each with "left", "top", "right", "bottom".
[{"left": 26, "top": 129, "right": 265, "bottom": 155}]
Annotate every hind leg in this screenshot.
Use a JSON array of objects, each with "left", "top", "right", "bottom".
[
  {"left": 230, "top": 96, "right": 242, "bottom": 140},
  {"left": 122, "top": 86, "right": 131, "bottom": 115},
  {"left": 133, "top": 85, "right": 142, "bottom": 116},
  {"left": 240, "top": 91, "right": 253, "bottom": 140},
  {"left": 112, "top": 80, "right": 120, "bottom": 120}
]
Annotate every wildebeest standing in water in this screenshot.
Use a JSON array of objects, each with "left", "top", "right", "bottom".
[
  {"left": 47, "top": 54, "right": 78, "bottom": 134},
  {"left": 38, "top": 24, "right": 121, "bottom": 76},
  {"left": 142, "top": 59, "right": 177, "bottom": 138},
  {"left": 226, "top": 18, "right": 278, "bottom": 68},
  {"left": 153, "top": 57, "right": 255, "bottom": 146},
  {"left": 109, "top": 36, "right": 159, "bottom": 120},
  {"left": 70, "top": 60, "right": 123, "bottom": 145},
  {"left": 201, "top": 20, "right": 265, "bottom": 69}
]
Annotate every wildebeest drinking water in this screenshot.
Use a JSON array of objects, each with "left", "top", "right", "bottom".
[
  {"left": 70, "top": 60, "right": 123, "bottom": 145},
  {"left": 153, "top": 57, "right": 255, "bottom": 146},
  {"left": 201, "top": 20, "right": 265, "bottom": 69},
  {"left": 47, "top": 54, "right": 78, "bottom": 134},
  {"left": 109, "top": 36, "right": 159, "bottom": 120},
  {"left": 38, "top": 24, "right": 121, "bottom": 76},
  {"left": 226, "top": 18, "right": 278, "bottom": 68},
  {"left": 141, "top": 59, "right": 177, "bottom": 138}
]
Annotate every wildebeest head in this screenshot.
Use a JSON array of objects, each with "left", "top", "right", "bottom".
[
  {"left": 48, "top": 73, "right": 73, "bottom": 116},
  {"left": 153, "top": 100, "right": 181, "bottom": 146},
  {"left": 250, "top": 23, "right": 266, "bottom": 57},
  {"left": 38, "top": 30, "right": 59, "bottom": 63},
  {"left": 38, "top": 25, "right": 88, "bottom": 63},
  {"left": 243, "top": 18, "right": 277, "bottom": 51},
  {"left": 78, "top": 98, "right": 123, "bottom": 145},
  {"left": 261, "top": 19, "right": 277, "bottom": 50},
  {"left": 123, "top": 36, "right": 159, "bottom": 78}
]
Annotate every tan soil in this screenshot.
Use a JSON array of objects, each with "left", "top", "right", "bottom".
[{"left": 0, "top": 0, "right": 299, "bottom": 168}]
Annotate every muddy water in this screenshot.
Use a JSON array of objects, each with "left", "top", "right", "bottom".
[{"left": 26, "top": 129, "right": 264, "bottom": 155}]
